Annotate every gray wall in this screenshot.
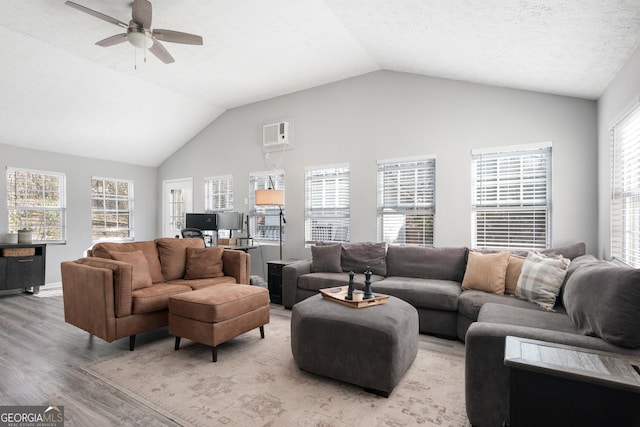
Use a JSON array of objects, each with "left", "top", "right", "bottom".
[
  {"left": 159, "top": 70, "right": 598, "bottom": 275},
  {"left": 597, "top": 44, "right": 640, "bottom": 260},
  {"left": 0, "top": 143, "right": 158, "bottom": 284}
]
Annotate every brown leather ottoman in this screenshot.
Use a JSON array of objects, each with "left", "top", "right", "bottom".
[{"left": 169, "top": 284, "right": 270, "bottom": 362}]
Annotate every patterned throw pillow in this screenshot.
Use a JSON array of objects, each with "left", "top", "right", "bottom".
[{"left": 515, "top": 252, "right": 570, "bottom": 311}]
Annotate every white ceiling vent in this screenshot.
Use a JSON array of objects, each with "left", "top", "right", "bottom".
[{"left": 263, "top": 120, "right": 293, "bottom": 152}]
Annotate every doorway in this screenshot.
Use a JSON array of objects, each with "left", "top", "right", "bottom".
[{"left": 162, "top": 178, "right": 193, "bottom": 238}]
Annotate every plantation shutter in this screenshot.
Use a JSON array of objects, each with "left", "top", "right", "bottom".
[
  {"left": 472, "top": 143, "right": 551, "bottom": 250},
  {"left": 205, "top": 175, "right": 233, "bottom": 211},
  {"left": 377, "top": 156, "right": 435, "bottom": 246},
  {"left": 611, "top": 104, "right": 640, "bottom": 267},
  {"left": 305, "top": 164, "right": 350, "bottom": 244}
]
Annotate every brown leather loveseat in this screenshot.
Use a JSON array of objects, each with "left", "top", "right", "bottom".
[{"left": 61, "top": 238, "right": 250, "bottom": 350}]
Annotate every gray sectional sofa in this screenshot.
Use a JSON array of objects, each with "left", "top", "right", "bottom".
[{"left": 282, "top": 242, "right": 640, "bottom": 426}]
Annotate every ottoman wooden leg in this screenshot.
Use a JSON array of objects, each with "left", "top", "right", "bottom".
[
  {"left": 260, "top": 325, "right": 265, "bottom": 339},
  {"left": 212, "top": 346, "right": 217, "bottom": 363},
  {"left": 174, "top": 336, "right": 181, "bottom": 350}
]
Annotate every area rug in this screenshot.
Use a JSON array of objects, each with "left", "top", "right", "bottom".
[{"left": 83, "top": 310, "right": 468, "bottom": 426}]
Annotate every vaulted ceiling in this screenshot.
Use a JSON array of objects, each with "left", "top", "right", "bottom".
[{"left": 1, "top": 1, "right": 639, "bottom": 167}]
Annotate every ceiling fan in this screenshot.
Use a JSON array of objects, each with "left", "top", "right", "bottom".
[{"left": 65, "top": 0, "right": 203, "bottom": 64}]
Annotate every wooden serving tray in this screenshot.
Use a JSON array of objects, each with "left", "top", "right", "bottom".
[{"left": 319, "top": 286, "right": 390, "bottom": 309}]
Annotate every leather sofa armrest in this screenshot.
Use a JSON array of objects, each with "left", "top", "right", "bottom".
[
  {"left": 61, "top": 259, "right": 129, "bottom": 343},
  {"left": 70, "top": 257, "right": 134, "bottom": 318},
  {"left": 222, "top": 249, "right": 250, "bottom": 284},
  {"left": 282, "top": 260, "right": 312, "bottom": 309}
]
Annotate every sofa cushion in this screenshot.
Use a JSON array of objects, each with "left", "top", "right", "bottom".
[
  {"left": 515, "top": 252, "right": 570, "bottom": 311},
  {"left": 131, "top": 283, "right": 192, "bottom": 314},
  {"left": 155, "top": 238, "right": 205, "bottom": 281},
  {"left": 167, "top": 277, "right": 236, "bottom": 290},
  {"left": 311, "top": 244, "right": 342, "bottom": 273},
  {"left": 563, "top": 255, "right": 640, "bottom": 348},
  {"left": 341, "top": 242, "right": 387, "bottom": 275},
  {"left": 373, "top": 277, "right": 461, "bottom": 311},
  {"left": 477, "top": 303, "right": 578, "bottom": 334},
  {"left": 540, "top": 242, "right": 587, "bottom": 260},
  {"left": 91, "top": 240, "right": 164, "bottom": 284},
  {"left": 458, "top": 290, "right": 564, "bottom": 322},
  {"left": 184, "top": 247, "right": 224, "bottom": 280},
  {"left": 386, "top": 246, "right": 468, "bottom": 282},
  {"left": 298, "top": 272, "right": 385, "bottom": 293},
  {"left": 505, "top": 255, "right": 525, "bottom": 295},
  {"left": 110, "top": 250, "right": 153, "bottom": 290},
  {"left": 461, "top": 251, "right": 510, "bottom": 295}
]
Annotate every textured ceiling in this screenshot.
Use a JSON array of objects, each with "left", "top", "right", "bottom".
[{"left": 1, "top": 0, "right": 639, "bottom": 166}]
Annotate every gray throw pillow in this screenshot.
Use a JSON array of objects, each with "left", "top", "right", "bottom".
[
  {"left": 311, "top": 244, "right": 342, "bottom": 273},
  {"left": 563, "top": 255, "right": 640, "bottom": 348},
  {"left": 341, "top": 242, "right": 387, "bottom": 275}
]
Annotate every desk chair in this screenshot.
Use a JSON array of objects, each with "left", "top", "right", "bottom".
[{"left": 181, "top": 228, "right": 205, "bottom": 242}]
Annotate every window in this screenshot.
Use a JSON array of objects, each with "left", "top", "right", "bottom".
[
  {"left": 91, "top": 177, "right": 133, "bottom": 241},
  {"left": 249, "top": 171, "right": 285, "bottom": 242},
  {"left": 471, "top": 143, "right": 551, "bottom": 250},
  {"left": 305, "top": 164, "right": 350, "bottom": 244},
  {"left": 6, "top": 167, "right": 66, "bottom": 242},
  {"left": 611, "top": 104, "right": 640, "bottom": 267},
  {"left": 377, "top": 156, "right": 435, "bottom": 246},
  {"left": 205, "top": 175, "right": 233, "bottom": 212}
]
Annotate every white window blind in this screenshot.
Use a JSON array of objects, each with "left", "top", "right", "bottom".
[
  {"left": 249, "top": 171, "right": 284, "bottom": 242},
  {"left": 305, "top": 164, "right": 350, "bottom": 244},
  {"left": 205, "top": 175, "right": 233, "bottom": 211},
  {"left": 377, "top": 156, "right": 435, "bottom": 246},
  {"left": 6, "top": 167, "right": 66, "bottom": 242},
  {"left": 91, "top": 177, "right": 134, "bottom": 242},
  {"left": 611, "top": 104, "right": 640, "bottom": 267},
  {"left": 472, "top": 143, "right": 551, "bottom": 250}
]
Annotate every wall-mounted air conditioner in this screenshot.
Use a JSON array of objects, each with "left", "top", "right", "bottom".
[{"left": 263, "top": 120, "right": 293, "bottom": 152}]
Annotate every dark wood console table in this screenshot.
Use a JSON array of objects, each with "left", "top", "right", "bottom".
[
  {"left": 504, "top": 336, "right": 640, "bottom": 427},
  {"left": 0, "top": 243, "right": 46, "bottom": 294}
]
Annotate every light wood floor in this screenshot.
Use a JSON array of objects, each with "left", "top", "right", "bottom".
[{"left": 0, "top": 288, "right": 465, "bottom": 426}]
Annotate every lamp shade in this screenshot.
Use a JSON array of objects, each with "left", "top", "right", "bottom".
[{"left": 255, "top": 189, "right": 284, "bottom": 206}]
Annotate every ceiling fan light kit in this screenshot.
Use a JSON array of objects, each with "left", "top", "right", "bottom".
[
  {"left": 126, "top": 29, "right": 154, "bottom": 49},
  {"left": 65, "top": 0, "right": 202, "bottom": 64}
]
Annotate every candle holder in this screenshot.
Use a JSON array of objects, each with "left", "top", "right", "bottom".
[
  {"left": 363, "top": 267, "right": 374, "bottom": 299},
  {"left": 345, "top": 271, "right": 355, "bottom": 300}
]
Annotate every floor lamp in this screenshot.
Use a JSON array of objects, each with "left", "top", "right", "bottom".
[{"left": 255, "top": 187, "right": 285, "bottom": 259}]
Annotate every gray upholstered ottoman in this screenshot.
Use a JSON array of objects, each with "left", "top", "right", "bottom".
[{"left": 291, "top": 293, "right": 419, "bottom": 397}]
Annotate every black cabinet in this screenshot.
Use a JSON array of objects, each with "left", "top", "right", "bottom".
[
  {"left": 267, "top": 260, "right": 297, "bottom": 305},
  {"left": 0, "top": 244, "right": 46, "bottom": 292}
]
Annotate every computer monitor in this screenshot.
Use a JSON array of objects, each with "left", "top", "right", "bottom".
[
  {"left": 216, "top": 212, "right": 244, "bottom": 231},
  {"left": 185, "top": 213, "right": 217, "bottom": 231}
]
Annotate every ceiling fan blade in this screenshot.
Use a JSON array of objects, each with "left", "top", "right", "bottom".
[
  {"left": 153, "top": 29, "right": 203, "bottom": 45},
  {"left": 96, "top": 33, "right": 128, "bottom": 47},
  {"left": 149, "top": 40, "right": 175, "bottom": 64},
  {"left": 64, "top": 1, "right": 128, "bottom": 29},
  {"left": 132, "top": 0, "right": 152, "bottom": 29}
]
